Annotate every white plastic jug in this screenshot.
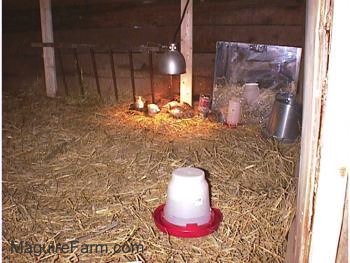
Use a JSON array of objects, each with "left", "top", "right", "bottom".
[
  {"left": 163, "top": 167, "right": 211, "bottom": 226},
  {"left": 243, "top": 83, "right": 259, "bottom": 105},
  {"left": 226, "top": 97, "right": 241, "bottom": 126}
]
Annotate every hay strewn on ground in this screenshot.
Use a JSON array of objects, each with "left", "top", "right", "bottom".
[{"left": 3, "top": 90, "right": 299, "bottom": 262}]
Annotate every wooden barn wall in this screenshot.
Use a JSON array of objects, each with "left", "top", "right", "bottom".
[{"left": 3, "top": 0, "right": 305, "bottom": 102}]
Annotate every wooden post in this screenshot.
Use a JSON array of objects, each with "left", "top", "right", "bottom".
[
  {"left": 129, "top": 50, "right": 136, "bottom": 102},
  {"left": 39, "top": 0, "right": 58, "bottom": 98},
  {"left": 148, "top": 51, "right": 155, "bottom": 103},
  {"left": 73, "top": 48, "right": 84, "bottom": 96},
  {"left": 90, "top": 48, "right": 102, "bottom": 98},
  {"left": 180, "top": 0, "right": 193, "bottom": 106},
  {"left": 307, "top": 0, "right": 349, "bottom": 261},
  {"left": 289, "top": 0, "right": 332, "bottom": 261},
  {"left": 56, "top": 49, "right": 68, "bottom": 96},
  {"left": 288, "top": 0, "right": 350, "bottom": 262},
  {"left": 109, "top": 50, "right": 119, "bottom": 102}
]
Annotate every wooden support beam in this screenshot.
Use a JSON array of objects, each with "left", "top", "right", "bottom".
[
  {"left": 109, "top": 50, "right": 119, "bottom": 102},
  {"left": 39, "top": 0, "right": 58, "bottom": 98},
  {"left": 290, "top": 0, "right": 331, "bottom": 261},
  {"left": 308, "top": 0, "right": 349, "bottom": 260},
  {"left": 31, "top": 42, "right": 163, "bottom": 53},
  {"left": 73, "top": 48, "right": 84, "bottom": 96},
  {"left": 56, "top": 49, "right": 68, "bottom": 96},
  {"left": 129, "top": 50, "right": 136, "bottom": 102},
  {"left": 148, "top": 51, "right": 155, "bottom": 103},
  {"left": 90, "top": 48, "right": 102, "bottom": 98},
  {"left": 180, "top": 0, "right": 193, "bottom": 106},
  {"left": 289, "top": 0, "right": 350, "bottom": 262}
]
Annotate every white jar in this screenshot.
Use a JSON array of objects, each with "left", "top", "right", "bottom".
[
  {"left": 227, "top": 97, "right": 241, "bottom": 126},
  {"left": 243, "top": 82, "right": 259, "bottom": 105}
]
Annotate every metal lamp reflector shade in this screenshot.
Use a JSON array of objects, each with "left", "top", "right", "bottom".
[{"left": 159, "top": 43, "right": 186, "bottom": 75}]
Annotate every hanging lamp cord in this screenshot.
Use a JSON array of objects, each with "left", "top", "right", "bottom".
[{"left": 172, "top": 0, "right": 191, "bottom": 43}]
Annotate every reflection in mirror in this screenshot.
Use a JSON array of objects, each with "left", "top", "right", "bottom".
[{"left": 212, "top": 41, "right": 302, "bottom": 125}]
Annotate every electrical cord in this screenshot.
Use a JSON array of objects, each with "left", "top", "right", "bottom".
[
  {"left": 138, "top": 0, "right": 190, "bottom": 51},
  {"left": 137, "top": 0, "right": 190, "bottom": 53},
  {"left": 172, "top": 0, "right": 190, "bottom": 43}
]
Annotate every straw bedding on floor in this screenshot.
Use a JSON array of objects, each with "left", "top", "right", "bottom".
[{"left": 3, "top": 90, "right": 299, "bottom": 262}]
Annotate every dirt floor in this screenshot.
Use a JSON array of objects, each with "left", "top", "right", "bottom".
[{"left": 2, "top": 87, "right": 299, "bottom": 262}]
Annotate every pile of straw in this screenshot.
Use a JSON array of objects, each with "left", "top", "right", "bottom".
[{"left": 3, "top": 91, "right": 299, "bottom": 262}]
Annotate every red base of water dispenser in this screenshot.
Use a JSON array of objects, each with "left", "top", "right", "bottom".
[{"left": 153, "top": 204, "right": 222, "bottom": 238}]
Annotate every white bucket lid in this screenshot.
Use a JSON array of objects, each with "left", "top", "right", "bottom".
[{"left": 171, "top": 167, "right": 205, "bottom": 182}]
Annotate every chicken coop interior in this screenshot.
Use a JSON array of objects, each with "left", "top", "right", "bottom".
[{"left": 4, "top": 0, "right": 347, "bottom": 262}]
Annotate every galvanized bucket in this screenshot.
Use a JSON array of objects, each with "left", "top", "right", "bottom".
[{"left": 264, "top": 92, "right": 302, "bottom": 143}]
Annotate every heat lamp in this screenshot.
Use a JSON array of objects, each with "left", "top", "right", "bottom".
[
  {"left": 158, "top": 0, "right": 190, "bottom": 75},
  {"left": 158, "top": 43, "right": 186, "bottom": 75},
  {"left": 153, "top": 167, "right": 222, "bottom": 238}
]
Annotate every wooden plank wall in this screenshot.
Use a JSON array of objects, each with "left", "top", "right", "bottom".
[{"left": 3, "top": 0, "right": 305, "bottom": 101}]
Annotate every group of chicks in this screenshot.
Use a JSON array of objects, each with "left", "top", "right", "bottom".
[{"left": 129, "top": 98, "right": 194, "bottom": 119}]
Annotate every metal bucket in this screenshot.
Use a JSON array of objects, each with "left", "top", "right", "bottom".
[{"left": 265, "top": 92, "right": 302, "bottom": 142}]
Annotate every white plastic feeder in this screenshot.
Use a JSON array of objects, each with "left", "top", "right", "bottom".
[
  {"left": 153, "top": 167, "right": 222, "bottom": 238},
  {"left": 164, "top": 167, "right": 211, "bottom": 226}
]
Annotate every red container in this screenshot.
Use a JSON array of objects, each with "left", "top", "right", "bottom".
[
  {"left": 198, "top": 94, "right": 211, "bottom": 118},
  {"left": 153, "top": 204, "right": 222, "bottom": 238}
]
